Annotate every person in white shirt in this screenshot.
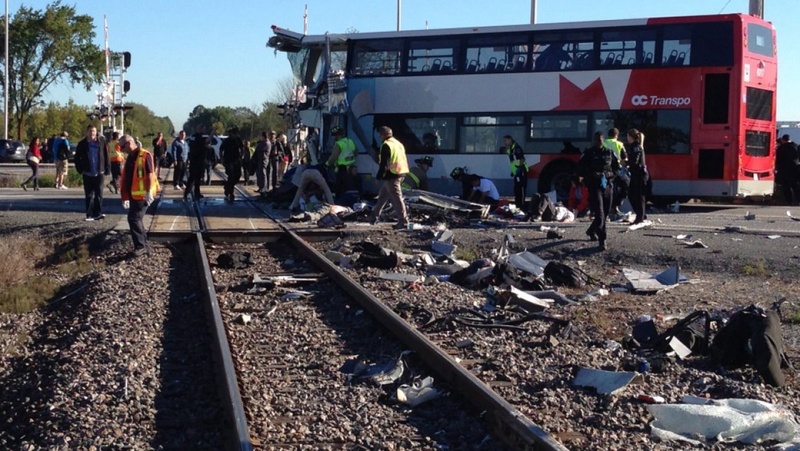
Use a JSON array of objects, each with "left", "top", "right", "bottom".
[{"left": 468, "top": 174, "right": 500, "bottom": 210}]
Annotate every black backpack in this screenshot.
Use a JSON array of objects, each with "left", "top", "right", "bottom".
[{"left": 58, "top": 140, "right": 70, "bottom": 161}]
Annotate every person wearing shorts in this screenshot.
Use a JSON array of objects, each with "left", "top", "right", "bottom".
[{"left": 54, "top": 131, "right": 70, "bottom": 189}]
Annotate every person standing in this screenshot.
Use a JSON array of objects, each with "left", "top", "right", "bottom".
[
  {"left": 74, "top": 124, "right": 110, "bottom": 221},
  {"left": 152, "top": 132, "right": 168, "bottom": 181},
  {"left": 170, "top": 130, "right": 188, "bottom": 190},
  {"left": 21, "top": 136, "right": 42, "bottom": 191},
  {"left": 45, "top": 134, "right": 57, "bottom": 163},
  {"left": 241, "top": 139, "right": 252, "bottom": 186},
  {"left": 54, "top": 131, "right": 71, "bottom": 190},
  {"left": 266, "top": 131, "right": 280, "bottom": 191},
  {"left": 367, "top": 126, "right": 409, "bottom": 229},
  {"left": 511, "top": 155, "right": 529, "bottom": 210},
  {"left": 502, "top": 134, "right": 525, "bottom": 163},
  {"left": 106, "top": 131, "right": 125, "bottom": 194},
  {"left": 220, "top": 127, "right": 244, "bottom": 202},
  {"left": 604, "top": 128, "right": 628, "bottom": 215},
  {"left": 254, "top": 132, "right": 270, "bottom": 193},
  {"left": 119, "top": 134, "right": 158, "bottom": 256},
  {"left": 626, "top": 129, "right": 648, "bottom": 224},
  {"left": 579, "top": 132, "right": 617, "bottom": 251},
  {"left": 203, "top": 137, "right": 217, "bottom": 185},
  {"left": 775, "top": 134, "right": 800, "bottom": 205},
  {"left": 184, "top": 126, "right": 208, "bottom": 200},
  {"left": 277, "top": 133, "right": 291, "bottom": 179},
  {"left": 402, "top": 156, "right": 433, "bottom": 191},
  {"left": 326, "top": 126, "right": 357, "bottom": 196},
  {"left": 502, "top": 134, "right": 526, "bottom": 207}
]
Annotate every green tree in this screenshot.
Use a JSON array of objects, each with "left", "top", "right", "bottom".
[
  {"left": 0, "top": 1, "right": 104, "bottom": 139},
  {"left": 120, "top": 102, "right": 173, "bottom": 142}
]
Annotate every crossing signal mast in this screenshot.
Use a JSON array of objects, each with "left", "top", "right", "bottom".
[{"left": 90, "top": 16, "right": 132, "bottom": 135}]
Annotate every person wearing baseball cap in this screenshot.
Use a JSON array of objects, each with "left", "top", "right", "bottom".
[{"left": 401, "top": 155, "right": 433, "bottom": 191}]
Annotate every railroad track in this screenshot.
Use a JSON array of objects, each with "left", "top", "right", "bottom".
[{"left": 147, "top": 169, "right": 567, "bottom": 449}]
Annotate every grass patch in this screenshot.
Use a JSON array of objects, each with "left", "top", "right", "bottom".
[
  {"left": 0, "top": 167, "right": 81, "bottom": 188},
  {"left": 2, "top": 331, "right": 31, "bottom": 357},
  {"left": 455, "top": 248, "right": 478, "bottom": 261},
  {"left": 0, "top": 235, "right": 58, "bottom": 313},
  {"left": 741, "top": 259, "right": 767, "bottom": 277},
  {"left": 0, "top": 235, "right": 98, "bottom": 314},
  {"left": 55, "top": 242, "right": 97, "bottom": 276}
]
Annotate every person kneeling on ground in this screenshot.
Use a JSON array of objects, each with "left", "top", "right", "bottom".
[
  {"left": 468, "top": 174, "right": 500, "bottom": 210},
  {"left": 568, "top": 176, "right": 590, "bottom": 218},
  {"left": 289, "top": 164, "right": 335, "bottom": 213}
]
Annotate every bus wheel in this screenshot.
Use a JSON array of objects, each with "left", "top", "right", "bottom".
[{"left": 538, "top": 162, "right": 575, "bottom": 204}]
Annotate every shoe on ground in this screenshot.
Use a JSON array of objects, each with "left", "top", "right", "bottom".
[
  {"left": 392, "top": 223, "right": 408, "bottom": 230},
  {"left": 106, "top": 183, "right": 114, "bottom": 194},
  {"left": 174, "top": 185, "right": 180, "bottom": 190},
  {"left": 586, "top": 230, "right": 597, "bottom": 241},
  {"left": 599, "top": 239, "right": 607, "bottom": 251},
  {"left": 94, "top": 214, "right": 106, "bottom": 220},
  {"left": 20, "top": 183, "right": 27, "bottom": 191},
  {"left": 84, "top": 217, "right": 95, "bottom": 222},
  {"left": 133, "top": 247, "right": 150, "bottom": 257}
]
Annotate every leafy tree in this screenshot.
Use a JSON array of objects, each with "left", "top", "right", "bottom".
[
  {"left": 119, "top": 102, "right": 173, "bottom": 142},
  {"left": 182, "top": 104, "right": 290, "bottom": 142},
  {"left": 0, "top": 2, "right": 104, "bottom": 139}
]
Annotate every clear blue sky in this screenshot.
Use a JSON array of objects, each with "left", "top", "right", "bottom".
[{"left": 18, "top": 0, "right": 800, "bottom": 129}]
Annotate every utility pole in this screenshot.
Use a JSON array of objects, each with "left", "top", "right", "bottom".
[
  {"left": 397, "top": 0, "right": 401, "bottom": 31},
  {"left": 4, "top": 0, "right": 8, "bottom": 140},
  {"left": 749, "top": 0, "right": 764, "bottom": 18},
  {"left": 530, "top": 0, "right": 537, "bottom": 24}
]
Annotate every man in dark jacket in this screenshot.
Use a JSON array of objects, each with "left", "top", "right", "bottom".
[
  {"left": 775, "top": 134, "right": 800, "bottom": 205},
  {"left": 184, "top": 126, "right": 209, "bottom": 200},
  {"left": 74, "top": 124, "right": 110, "bottom": 221},
  {"left": 220, "top": 127, "right": 244, "bottom": 202}
]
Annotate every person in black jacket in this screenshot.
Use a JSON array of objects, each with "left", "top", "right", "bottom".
[
  {"left": 578, "top": 131, "right": 618, "bottom": 250},
  {"left": 74, "top": 124, "right": 110, "bottom": 221},
  {"left": 220, "top": 127, "right": 244, "bottom": 202},
  {"left": 184, "top": 126, "right": 208, "bottom": 200},
  {"left": 626, "top": 128, "right": 648, "bottom": 224},
  {"left": 775, "top": 134, "right": 800, "bottom": 205}
]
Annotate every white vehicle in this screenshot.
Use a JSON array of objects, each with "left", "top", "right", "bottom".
[{"left": 186, "top": 134, "right": 228, "bottom": 161}]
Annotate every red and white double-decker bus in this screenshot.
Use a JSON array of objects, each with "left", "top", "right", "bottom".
[{"left": 268, "top": 12, "right": 776, "bottom": 201}]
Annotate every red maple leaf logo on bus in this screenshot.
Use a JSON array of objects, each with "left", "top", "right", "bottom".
[{"left": 553, "top": 75, "right": 610, "bottom": 110}]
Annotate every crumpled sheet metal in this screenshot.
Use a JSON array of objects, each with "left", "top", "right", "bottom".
[
  {"left": 648, "top": 396, "right": 800, "bottom": 446},
  {"left": 405, "top": 189, "right": 490, "bottom": 219}
]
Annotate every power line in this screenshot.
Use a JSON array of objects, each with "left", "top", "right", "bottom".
[{"left": 718, "top": 0, "right": 732, "bottom": 13}]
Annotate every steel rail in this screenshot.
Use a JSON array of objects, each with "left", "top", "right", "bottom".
[{"left": 192, "top": 231, "right": 253, "bottom": 450}]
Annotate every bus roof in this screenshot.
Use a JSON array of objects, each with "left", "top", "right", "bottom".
[{"left": 269, "top": 13, "right": 770, "bottom": 50}]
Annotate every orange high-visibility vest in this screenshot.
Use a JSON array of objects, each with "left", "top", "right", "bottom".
[
  {"left": 124, "top": 150, "right": 158, "bottom": 200},
  {"left": 108, "top": 140, "right": 125, "bottom": 163}
]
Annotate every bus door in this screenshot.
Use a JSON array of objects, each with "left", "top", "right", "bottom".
[{"left": 694, "top": 70, "right": 735, "bottom": 197}]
